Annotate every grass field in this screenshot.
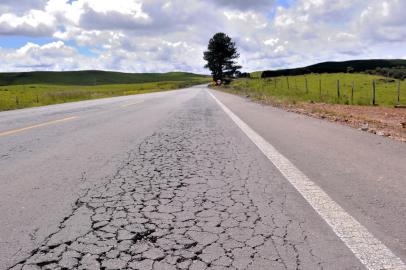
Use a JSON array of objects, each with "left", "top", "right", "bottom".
[
  {"left": 250, "top": 71, "right": 263, "bottom": 78},
  {"left": 228, "top": 73, "right": 406, "bottom": 106},
  {"left": 0, "top": 75, "right": 210, "bottom": 111}
]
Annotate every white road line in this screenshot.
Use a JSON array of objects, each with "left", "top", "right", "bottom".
[{"left": 208, "top": 91, "right": 406, "bottom": 270}]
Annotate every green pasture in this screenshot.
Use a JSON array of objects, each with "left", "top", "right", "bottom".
[{"left": 229, "top": 73, "right": 406, "bottom": 106}]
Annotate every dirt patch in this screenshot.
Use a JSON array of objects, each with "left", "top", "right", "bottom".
[
  {"left": 220, "top": 88, "right": 406, "bottom": 142},
  {"left": 285, "top": 103, "right": 406, "bottom": 142}
]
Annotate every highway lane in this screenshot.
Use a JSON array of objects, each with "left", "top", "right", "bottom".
[
  {"left": 0, "top": 85, "right": 405, "bottom": 269},
  {"left": 0, "top": 89, "right": 199, "bottom": 268}
]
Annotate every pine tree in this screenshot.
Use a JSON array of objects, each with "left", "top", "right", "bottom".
[{"left": 203, "top": 33, "right": 241, "bottom": 82}]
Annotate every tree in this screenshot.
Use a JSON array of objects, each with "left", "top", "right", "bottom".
[{"left": 203, "top": 33, "right": 241, "bottom": 82}]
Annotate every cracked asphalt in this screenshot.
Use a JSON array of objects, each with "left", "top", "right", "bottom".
[{"left": 1, "top": 86, "right": 405, "bottom": 270}]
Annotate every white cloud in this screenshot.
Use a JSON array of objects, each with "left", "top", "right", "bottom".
[
  {"left": 0, "top": 0, "right": 48, "bottom": 14},
  {"left": 82, "top": 0, "right": 147, "bottom": 17},
  {"left": 209, "top": 0, "right": 275, "bottom": 10},
  {"left": 0, "top": 10, "right": 56, "bottom": 36},
  {"left": 0, "top": 41, "right": 91, "bottom": 71},
  {"left": 0, "top": 0, "right": 405, "bottom": 73},
  {"left": 357, "top": 0, "right": 406, "bottom": 42},
  {"left": 264, "top": 38, "right": 279, "bottom": 47}
]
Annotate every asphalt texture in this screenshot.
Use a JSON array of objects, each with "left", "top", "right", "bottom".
[{"left": 0, "top": 85, "right": 405, "bottom": 270}]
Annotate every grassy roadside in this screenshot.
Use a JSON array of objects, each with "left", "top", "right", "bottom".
[
  {"left": 0, "top": 78, "right": 209, "bottom": 111},
  {"left": 227, "top": 73, "right": 406, "bottom": 107},
  {"left": 214, "top": 73, "right": 406, "bottom": 142}
]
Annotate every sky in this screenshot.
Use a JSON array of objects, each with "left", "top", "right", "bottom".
[{"left": 0, "top": 0, "right": 405, "bottom": 73}]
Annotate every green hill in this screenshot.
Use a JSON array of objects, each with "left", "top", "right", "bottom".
[
  {"left": 261, "top": 59, "right": 406, "bottom": 79},
  {"left": 0, "top": 70, "right": 209, "bottom": 86}
]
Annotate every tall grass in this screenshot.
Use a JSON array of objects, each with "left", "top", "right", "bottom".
[{"left": 230, "top": 73, "right": 406, "bottom": 106}]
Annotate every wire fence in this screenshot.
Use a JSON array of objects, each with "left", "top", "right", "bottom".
[
  {"left": 0, "top": 89, "right": 103, "bottom": 111},
  {"left": 234, "top": 74, "right": 406, "bottom": 106}
]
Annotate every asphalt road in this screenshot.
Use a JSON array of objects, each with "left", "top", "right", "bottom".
[{"left": 0, "top": 85, "right": 405, "bottom": 270}]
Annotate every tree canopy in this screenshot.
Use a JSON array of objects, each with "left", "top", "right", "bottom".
[{"left": 203, "top": 33, "right": 241, "bottom": 81}]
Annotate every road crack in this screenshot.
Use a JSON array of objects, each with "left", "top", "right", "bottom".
[{"left": 10, "top": 94, "right": 329, "bottom": 270}]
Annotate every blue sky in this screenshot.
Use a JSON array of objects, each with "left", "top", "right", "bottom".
[
  {"left": 0, "top": 0, "right": 405, "bottom": 72},
  {"left": 276, "top": 0, "right": 295, "bottom": 8},
  {"left": 0, "top": 36, "right": 54, "bottom": 49}
]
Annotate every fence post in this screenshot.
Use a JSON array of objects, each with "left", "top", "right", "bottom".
[
  {"left": 398, "top": 80, "right": 401, "bottom": 104},
  {"left": 319, "top": 79, "right": 322, "bottom": 99},
  {"left": 15, "top": 96, "right": 19, "bottom": 106},
  {"left": 274, "top": 78, "right": 277, "bottom": 89},
  {"left": 305, "top": 77, "right": 308, "bottom": 94},
  {"left": 36, "top": 95, "right": 39, "bottom": 103},
  {"left": 372, "top": 80, "right": 376, "bottom": 106},
  {"left": 337, "top": 80, "right": 340, "bottom": 99},
  {"left": 351, "top": 81, "right": 354, "bottom": 104},
  {"left": 286, "top": 77, "right": 290, "bottom": 90}
]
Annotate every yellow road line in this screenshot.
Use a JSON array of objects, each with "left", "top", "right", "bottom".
[
  {"left": 121, "top": 101, "right": 143, "bottom": 108},
  {"left": 0, "top": 116, "right": 78, "bottom": 137}
]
